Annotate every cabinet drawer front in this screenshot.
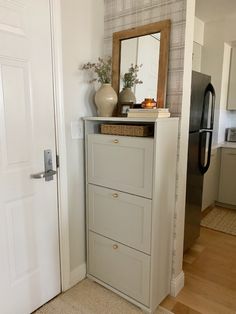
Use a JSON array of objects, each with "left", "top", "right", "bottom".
[
  {"left": 88, "top": 232, "right": 150, "bottom": 306},
  {"left": 87, "top": 134, "right": 153, "bottom": 198},
  {"left": 219, "top": 148, "right": 236, "bottom": 205},
  {"left": 88, "top": 184, "right": 151, "bottom": 254}
]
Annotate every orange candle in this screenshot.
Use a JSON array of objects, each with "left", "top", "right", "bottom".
[
  {"left": 142, "top": 98, "right": 157, "bottom": 109},
  {"left": 145, "top": 100, "right": 153, "bottom": 108}
]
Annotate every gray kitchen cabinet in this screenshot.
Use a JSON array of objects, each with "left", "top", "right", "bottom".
[
  {"left": 84, "top": 117, "right": 179, "bottom": 313},
  {"left": 218, "top": 148, "right": 236, "bottom": 205}
]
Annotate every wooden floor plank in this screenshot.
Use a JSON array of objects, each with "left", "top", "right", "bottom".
[
  {"left": 183, "top": 273, "right": 236, "bottom": 310},
  {"left": 177, "top": 288, "right": 235, "bottom": 314},
  {"left": 161, "top": 227, "right": 236, "bottom": 314},
  {"left": 172, "top": 302, "right": 202, "bottom": 314}
]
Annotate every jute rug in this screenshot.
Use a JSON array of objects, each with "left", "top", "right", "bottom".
[
  {"left": 201, "top": 206, "right": 236, "bottom": 236},
  {"left": 35, "top": 279, "right": 173, "bottom": 314}
]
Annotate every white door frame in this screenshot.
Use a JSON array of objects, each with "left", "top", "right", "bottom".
[{"left": 49, "top": 0, "right": 70, "bottom": 291}]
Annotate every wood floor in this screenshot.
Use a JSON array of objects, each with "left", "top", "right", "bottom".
[{"left": 161, "top": 227, "right": 236, "bottom": 314}]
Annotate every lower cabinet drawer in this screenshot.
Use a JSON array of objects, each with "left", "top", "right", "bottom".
[
  {"left": 88, "top": 232, "right": 150, "bottom": 306},
  {"left": 88, "top": 184, "right": 152, "bottom": 254}
]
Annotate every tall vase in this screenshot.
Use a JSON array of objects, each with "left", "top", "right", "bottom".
[
  {"left": 119, "top": 87, "right": 136, "bottom": 104},
  {"left": 95, "top": 83, "right": 118, "bottom": 117}
]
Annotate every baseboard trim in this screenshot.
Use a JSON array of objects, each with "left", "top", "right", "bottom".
[
  {"left": 68, "top": 263, "right": 86, "bottom": 289},
  {"left": 170, "top": 271, "right": 185, "bottom": 297},
  {"left": 158, "top": 306, "right": 174, "bottom": 314},
  {"left": 215, "top": 201, "right": 236, "bottom": 210},
  {"left": 202, "top": 203, "right": 215, "bottom": 218}
]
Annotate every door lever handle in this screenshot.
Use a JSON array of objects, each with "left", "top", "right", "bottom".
[
  {"left": 31, "top": 169, "right": 57, "bottom": 179},
  {"left": 32, "top": 150, "right": 57, "bottom": 181}
]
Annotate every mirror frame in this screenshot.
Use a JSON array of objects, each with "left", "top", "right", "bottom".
[{"left": 112, "top": 20, "right": 171, "bottom": 108}]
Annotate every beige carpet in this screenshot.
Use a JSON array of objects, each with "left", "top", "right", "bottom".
[
  {"left": 35, "top": 279, "right": 173, "bottom": 314},
  {"left": 201, "top": 206, "right": 236, "bottom": 236}
]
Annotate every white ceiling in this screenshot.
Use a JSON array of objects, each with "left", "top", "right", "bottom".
[{"left": 195, "top": 0, "right": 236, "bottom": 22}]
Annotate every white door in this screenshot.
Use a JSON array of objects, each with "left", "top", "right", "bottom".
[{"left": 0, "top": 1, "right": 61, "bottom": 313}]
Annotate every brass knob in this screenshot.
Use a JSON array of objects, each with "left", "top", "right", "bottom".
[
  {"left": 113, "top": 139, "right": 119, "bottom": 144},
  {"left": 112, "top": 193, "right": 119, "bottom": 198},
  {"left": 113, "top": 244, "right": 118, "bottom": 250}
]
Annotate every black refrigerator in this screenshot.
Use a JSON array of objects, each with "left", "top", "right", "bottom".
[{"left": 184, "top": 71, "right": 215, "bottom": 252}]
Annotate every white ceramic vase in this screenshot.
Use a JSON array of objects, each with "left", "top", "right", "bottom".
[{"left": 95, "top": 83, "right": 118, "bottom": 117}]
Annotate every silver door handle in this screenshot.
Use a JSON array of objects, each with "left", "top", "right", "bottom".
[
  {"left": 31, "top": 169, "right": 57, "bottom": 179},
  {"left": 32, "top": 149, "right": 57, "bottom": 181}
]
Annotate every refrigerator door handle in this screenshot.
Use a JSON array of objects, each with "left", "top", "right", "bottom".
[
  {"left": 198, "top": 130, "right": 213, "bottom": 174},
  {"left": 208, "top": 83, "right": 215, "bottom": 129},
  {"left": 200, "top": 83, "right": 216, "bottom": 130}
]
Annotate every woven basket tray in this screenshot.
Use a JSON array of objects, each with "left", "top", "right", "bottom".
[{"left": 100, "top": 124, "right": 154, "bottom": 137}]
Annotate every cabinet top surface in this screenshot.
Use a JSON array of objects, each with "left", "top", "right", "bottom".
[
  {"left": 215, "top": 142, "right": 236, "bottom": 149},
  {"left": 83, "top": 116, "right": 179, "bottom": 123}
]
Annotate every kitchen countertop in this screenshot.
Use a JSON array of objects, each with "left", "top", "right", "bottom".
[{"left": 213, "top": 142, "right": 236, "bottom": 149}]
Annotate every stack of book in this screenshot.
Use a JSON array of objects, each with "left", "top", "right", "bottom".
[{"left": 127, "top": 108, "right": 170, "bottom": 118}]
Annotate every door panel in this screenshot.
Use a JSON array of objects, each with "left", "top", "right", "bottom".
[
  {"left": 0, "top": 1, "right": 61, "bottom": 313},
  {"left": 5, "top": 197, "right": 37, "bottom": 282},
  {"left": 0, "top": 58, "right": 32, "bottom": 166}
]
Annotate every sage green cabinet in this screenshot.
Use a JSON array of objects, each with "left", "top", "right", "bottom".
[
  {"left": 218, "top": 148, "right": 236, "bottom": 205},
  {"left": 84, "top": 117, "right": 179, "bottom": 313}
]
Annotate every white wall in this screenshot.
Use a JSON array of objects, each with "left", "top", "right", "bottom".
[
  {"left": 194, "top": 17, "right": 204, "bottom": 46},
  {"left": 193, "top": 17, "right": 204, "bottom": 72},
  {"left": 60, "top": 0, "right": 104, "bottom": 285},
  {"left": 192, "top": 42, "right": 202, "bottom": 72},
  {"left": 201, "top": 14, "right": 236, "bottom": 144},
  {"left": 228, "top": 46, "right": 236, "bottom": 109},
  {"left": 218, "top": 43, "right": 232, "bottom": 143}
]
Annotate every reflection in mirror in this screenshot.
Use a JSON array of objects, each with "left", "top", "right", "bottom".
[
  {"left": 112, "top": 20, "right": 170, "bottom": 108},
  {"left": 120, "top": 33, "right": 160, "bottom": 104}
]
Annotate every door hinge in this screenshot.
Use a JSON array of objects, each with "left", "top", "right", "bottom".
[{"left": 56, "top": 154, "right": 60, "bottom": 168}]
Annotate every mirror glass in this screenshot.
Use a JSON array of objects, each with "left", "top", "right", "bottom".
[
  {"left": 120, "top": 33, "right": 161, "bottom": 104},
  {"left": 112, "top": 20, "right": 170, "bottom": 108}
]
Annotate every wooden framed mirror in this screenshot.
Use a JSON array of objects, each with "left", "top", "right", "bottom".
[{"left": 112, "top": 20, "right": 171, "bottom": 108}]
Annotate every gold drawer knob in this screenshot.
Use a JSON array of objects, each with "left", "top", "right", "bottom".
[
  {"left": 113, "top": 244, "right": 118, "bottom": 250},
  {"left": 112, "top": 193, "right": 119, "bottom": 198},
  {"left": 113, "top": 139, "right": 119, "bottom": 144}
]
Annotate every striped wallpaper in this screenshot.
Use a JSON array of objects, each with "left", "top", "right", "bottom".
[{"left": 104, "top": 0, "right": 187, "bottom": 115}]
